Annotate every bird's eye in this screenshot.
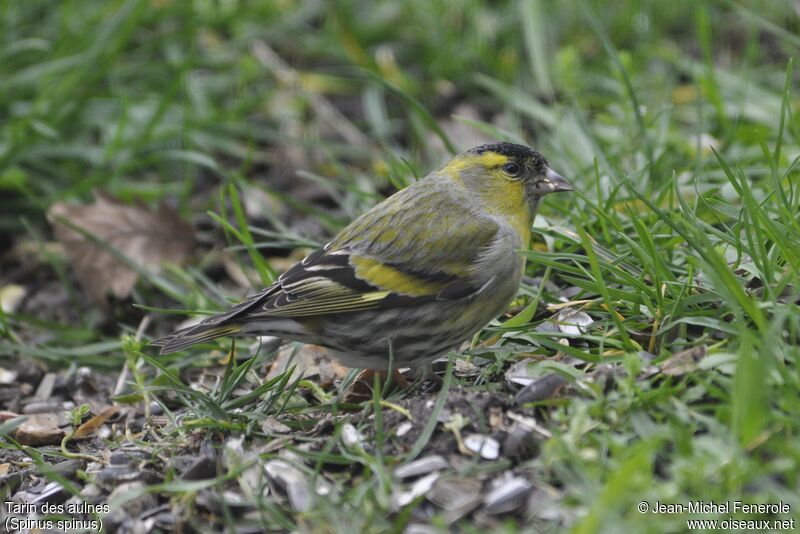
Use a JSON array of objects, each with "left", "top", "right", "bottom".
[{"left": 503, "top": 162, "right": 521, "bottom": 176}]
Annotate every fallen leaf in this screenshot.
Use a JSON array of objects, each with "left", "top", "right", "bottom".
[
  {"left": 48, "top": 191, "right": 194, "bottom": 305},
  {"left": 72, "top": 405, "right": 118, "bottom": 439}
]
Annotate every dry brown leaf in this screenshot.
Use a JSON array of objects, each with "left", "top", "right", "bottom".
[
  {"left": 48, "top": 191, "right": 194, "bottom": 305},
  {"left": 72, "top": 405, "right": 118, "bottom": 439}
]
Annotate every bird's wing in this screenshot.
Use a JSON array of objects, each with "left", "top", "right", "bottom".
[
  {"left": 231, "top": 190, "right": 501, "bottom": 319},
  {"left": 152, "top": 190, "right": 501, "bottom": 353}
]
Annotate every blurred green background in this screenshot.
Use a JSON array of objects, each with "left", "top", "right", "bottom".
[{"left": 1, "top": 0, "right": 795, "bottom": 230}]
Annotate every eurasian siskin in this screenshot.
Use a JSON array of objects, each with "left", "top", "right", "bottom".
[{"left": 153, "top": 142, "right": 572, "bottom": 370}]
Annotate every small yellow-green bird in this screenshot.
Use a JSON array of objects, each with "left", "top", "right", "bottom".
[{"left": 153, "top": 142, "right": 571, "bottom": 370}]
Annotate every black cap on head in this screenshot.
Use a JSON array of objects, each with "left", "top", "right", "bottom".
[{"left": 468, "top": 142, "right": 546, "bottom": 166}]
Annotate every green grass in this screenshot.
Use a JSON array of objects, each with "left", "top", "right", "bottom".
[{"left": 1, "top": 0, "right": 799, "bottom": 532}]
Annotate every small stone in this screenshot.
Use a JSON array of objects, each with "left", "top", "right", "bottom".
[{"left": 14, "top": 413, "right": 65, "bottom": 446}]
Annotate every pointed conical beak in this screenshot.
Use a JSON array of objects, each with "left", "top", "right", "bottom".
[{"left": 535, "top": 167, "right": 573, "bottom": 194}]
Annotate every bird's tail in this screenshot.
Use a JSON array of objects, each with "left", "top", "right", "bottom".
[{"left": 151, "top": 323, "right": 244, "bottom": 355}]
